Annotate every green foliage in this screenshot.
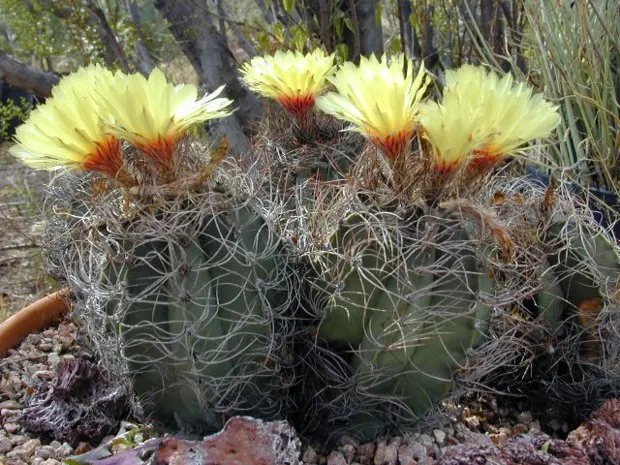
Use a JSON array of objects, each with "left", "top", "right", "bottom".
[
  {"left": 0, "top": 96, "right": 31, "bottom": 140},
  {"left": 524, "top": 0, "right": 619, "bottom": 192},
  {"left": 0, "top": 0, "right": 71, "bottom": 61}
]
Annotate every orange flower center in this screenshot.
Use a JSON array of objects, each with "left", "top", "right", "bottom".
[
  {"left": 278, "top": 94, "right": 315, "bottom": 122},
  {"left": 83, "top": 138, "right": 123, "bottom": 178},
  {"left": 137, "top": 135, "right": 178, "bottom": 165},
  {"left": 434, "top": 158, "right": 462, "bottom": 175},
  {"left": 371, "top": 130, "right": 413, "bottom": 162},
  {"left": 469, "top": 147, "right": 503, "bottom": 172}
]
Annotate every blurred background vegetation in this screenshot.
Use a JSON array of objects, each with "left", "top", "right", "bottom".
[{"left": 0, "top": 0, "right": 618, "bottom": 192}]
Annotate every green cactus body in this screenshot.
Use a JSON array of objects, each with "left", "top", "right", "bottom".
[
  {"left": 198, "top": 209, "right": 281, "bottom": 379},
  {"left": 104, "top": 203, "right": 290, "bottom": 431},
  {"left": 313, "top": 214, "right": 490, "bottom": 429},
  {"left": 547, "top": 221, "right": 620, "bottom": 310},
  {"left": 166, "top": 238, "right": 231, "bottom": 427},
  {"left": 394, "top": 239, "right": 478, "bottom": 417},
  {"left": 315, "top": 215, "right": 388, "bottom": 346},
  {"left": 535, "top": 260, "right": 566, "bottom": 327},
  {"left": 114, "top": 241, "right": 181, "bottom": 422}
]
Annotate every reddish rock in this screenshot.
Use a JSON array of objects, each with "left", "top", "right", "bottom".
[
  {"left": 439, "top": 435, "right": 589, "bottom": 465},
  {"left": 153, "top": 417, "right": 301, "bottom": 465},
  {"left": 567, "top": 399, "right": 620, "bottom": 465}
]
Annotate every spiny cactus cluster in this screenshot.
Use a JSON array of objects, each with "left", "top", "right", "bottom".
[{"left": 11, "top": 51, "right": 620, "bottom": 440}]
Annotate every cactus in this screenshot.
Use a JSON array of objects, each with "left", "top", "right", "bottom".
[
  {"left": 46, "top": 170, "right": 297, "bottom": 432},
  {"left": 295, "top": 178, "right": 619, "bottom": 438},
  {"left": 17, "top": 59, "right": 620, "bottom": 442},
  {"left": 299, "top": 208, "right": 496, "bottom": 437}
]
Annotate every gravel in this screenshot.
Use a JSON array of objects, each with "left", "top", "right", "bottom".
[
  {"left": 0, "top": 319, "right": 79, "bottom": 465},
  {"left": 0, "top": 317, "right": 612, "bottom": 465}
]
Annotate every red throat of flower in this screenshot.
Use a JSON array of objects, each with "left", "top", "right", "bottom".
[
  {"left": 371, "top": 130, "right": 413, "bottom": 162},
  {"left": 278, "top": 94, "right": 315, "bottom": 123},
  {"left": 434, "top": 158, "right": 462, "bottom": 175},
  {"left": 138, "top": 135, "right": 177, "bottom": 166},
  {"left": 83, "top": 138, "right": 123, "bottom": 178},
  {"left": 469, "top": 147, "right": 502, "bottom": 173}
]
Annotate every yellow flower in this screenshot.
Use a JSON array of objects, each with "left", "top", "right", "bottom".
[
  {"left": 316, "top": 54, "right": 430, "bottom": 161},
  {"left": 9, "top": 65, "right": 123, "bottom": 178},
  {"left": 442, "top": 65, "right": 561, "bottom": 171},
  {"left": 240, "top": 49, "right": 335, "bottom": 122},
  {"left": 418, "top": 99, "right": 491, "bottom": 173},
  {"left": 97, "top": 68, "right": 234, "bottom": 163}
]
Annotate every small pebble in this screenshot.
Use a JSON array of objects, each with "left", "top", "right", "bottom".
[
  {"left": 46, "top": 353, "right": 60, "bottom": 369},
  {"left": 302, "top": 445, "right": 318, "bottom": 464},
  {"left": 463, "top": 415, "right": 480, "bottom": 430},
  {"left": 356, "top": 442, "right": 375, "bottom": 465},
  {"left": 55, "top": 442, "right": 74, "bottom": 457},
  {"left": 398, "top": 440, "right": 427, "bottom": 465},
  {"left": 0, "top": 401, "right": 20, "bottom": 410},
  {"left": 10, "top": 435, "right": 28, "bottom": 446},
  {"left": 518, "top": 410, "right": 533, "bottom": 423},
  {"left": 4, "top": 422, "right": 20, "bottom": 434},
  {"left": 432, "top": 429, "right": 445, "bottom": 446},
  {"left": 0, "top": 437, "right": 12, "bottom": 454},
  {"left": 42, "top": 460, "right": 62, "bottom": 465},
  {"left": 35, "top": 445, "right": 57, "bottom": 460},
  {"left": 21, "top": 438, "right": 41, "bottom": 457},
  {"left": 6, "top": 446, "right": 25, "bottom": 459},
  {"left": 1, "top": 408, "right": 20, "bottom": 418},
  {"left": 339, "top": 443, "right": 356, "bottom": 463},
  {"left": 417, "top": 434, "right": 434, "bottom": 449},
  {"left": 374, "top": 437, "right": 400, "bottom": 465},
  {"left": 327, "top": 451, "right": 347, "bottom": 465}
]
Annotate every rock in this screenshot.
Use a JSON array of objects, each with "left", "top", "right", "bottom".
[
  {"left": 438, "top": 435, "right": 590, "bottom": 465},
  {"left": 566, "top": 398, "right": 620, "bottom": 465},
  {"left": 339, "top": 444, "right": 356, "bottom": 463},
  {"left": 41, "top": 459, "right": 62, "bottom": 465},
  {"left": 4, "top": 423, "right": 20, "bottom": 434},
  {"left": 55, "top": 442, "right": 74, "bottom": 457},
  {"left": 35, "top": 445, "right": 57, "bottom": 460},
  {"left": 432, "top": 430, "right": 446, "bottom": 446},
  {"left": 1, "top": 408, "right": 20, "bottom": 418},
  {"left": 417, "top": 435, "right": 434, "bottom": 450},
  {"left": 327, "top": 451, "right": 347, "bottom": 465},
  {"left": 302, "top": 445, "right": 318, "bottom": 464},
  {"left": 6, "top": 446, "right": 25, "bottom": 460},
  {"left": 0, "top": 400, "right": 20, "bottom": 410},
  {"left": 17, "top": 355, "right": 128, "bottom": 446},
  {"left": 46, "top": 353, "right": 60, "bottom": 369},
  {"left": 462, "top": 415, "right": 480, "bottom": 430},
  {"left": 517, "top": 411, "right": 533, "bottom": 424},
  {"left": 398, "top": 439, "right": 428, "bottom": 465},
  {"left": 153, "top": 417, "right": 301, "bottom": 465},
  {"left": 6, "top": 460, "right": 27, "bottom": 465},
  {"left": 0, "top": 438, "right": 12, "bottom": 454},
  {"left": 374, "top": 438, "right": 400, "bottom": 465},
  {"left": 10, "top": 435, "right": 28, "bottom": 446},
  {"left": 21, "top": 438, "right": 41, "bottom": 456},
  {"left": 355, "top": 442, "right": 375, "bottom": 465}
]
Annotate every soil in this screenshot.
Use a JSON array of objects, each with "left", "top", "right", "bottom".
[{"left": 0, "top": 143, "right": 55, "bottom": 320}]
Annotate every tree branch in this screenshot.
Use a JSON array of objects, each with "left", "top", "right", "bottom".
[
  {"left": 0, "top": 50, "right": 59, "bottom": 98},
  {"left": 153, "top": 0, "right": 261, "bottom": 156}
]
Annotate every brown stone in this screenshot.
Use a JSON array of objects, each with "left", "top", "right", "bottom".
[
  {"left": 566, "top": 399, "right": 620, "bottom": 465},
  {"left": 153, "top": 417, "right": 300, "bottom": 465}
]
